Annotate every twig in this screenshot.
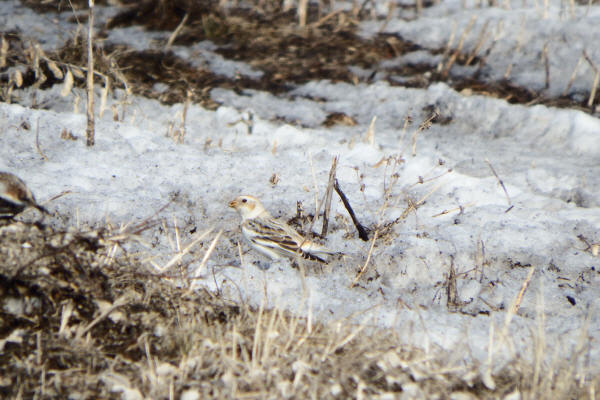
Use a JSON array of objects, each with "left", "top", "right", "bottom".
[
  {"left": 85, "top": 0, "right": 95, "bottom": 146},
  {"left": 485, "top": 159, "right": 513, "bottom": 212},
  {"left": 501, "top": 266, "right": 536, "bottom": 338},
  {"left": 583, "top": 50, "right": 599, "bottom": 109},
  {"left": 378, "top": 1, "right": 396, "bottom": 33},
  {"left": 112, "top": 199, "right": 174, "bottom": 239},
  {"left": 562, "top": 53, "right": 584, "bottom": 96},
  {"left": 411, "top": 112, "right": 438, "bottom": 156},
  {"left": 159, "top": 228, "right": 214, "bottom": 273},
  {"left": 402, "top": 180, "right": 444, "bottom": 219},
  {"left": 35, "top": 118, "right": 49, "bottom": 161},
  {"left": 192, "top": 229, "right": 223, "bottom": 278},
  {"left": 306, "top": 153, "right": 323, "bottom": 236},
  {"left": 298, "top": 0, "right": 308, "bottom": 26},
  {"left": 43, "top": 190, "right": 72, "bottom": 205},
  {"left": 431, "top": 203, "right": 474, "bottom": 217},
  {"left": 365, "top": 116, "right": 376, "bottom": 145},
  {"left": 310, "top": 9, "right": 343, "bottom": 28},
  {"left": 504, "top": 19, "right": 526, "bottom": 79},
  {"left": 165, "top": 13, "right": 189, "bottom": 51},
  {"left": 577, "top": 234, "right": 599, "bottom": 257},
  {"left": 541, "top": 42, "right": 550, "bottom": 90},
  {"left": 465, "top": 21, "right": 489, "bottom": 66},
  {"left": 98, "top": 75, "right": 109, "bottom": 118},
  {"left": 441, "top": 15, "right": 476, "bottom": 78},
  {"left": 334, "top": 179, "right": 369, "bottom": 241},
  {"left": 321, "top": 156, "right": 338, "bottom": 238},
  {"left": 446, "top": 256, "right": 459, "bottom": 310},
  {"left": 75, "top": 294, "right": 130, "bottom": 340},
  {"left": 350, "top": 230, "right": 378, "bottom": 287},
  {"left": 175, "top": 89, "right": 191, "bottom": 143}
]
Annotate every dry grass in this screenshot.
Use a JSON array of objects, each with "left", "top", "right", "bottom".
[
  {"left": 0, "top": 218, "right": 596, "bottom": 399},
  {"left": 6, "top": 0, "right": 599, "bottom": 113}
]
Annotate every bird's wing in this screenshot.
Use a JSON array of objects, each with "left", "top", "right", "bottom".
[
  {"left": 243, "top": 218, "right": 328, "bottom": 263},
  {"left": 0, "top": 197, "right": 25, "bottom": 219},
  {"left": 243, "top": 218, "right": 301, "bottom": 250}
]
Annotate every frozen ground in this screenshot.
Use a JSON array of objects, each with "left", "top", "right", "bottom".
[{"left": 1, "top": 0, "right": 599, "bottom": 374}]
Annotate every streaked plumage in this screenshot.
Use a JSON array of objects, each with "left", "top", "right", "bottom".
[
  {"left": 229, "top": 195, "right": 335, "bottom": 263},
  {"left": 0, "top": 172, "right": 48, "bottom": 219}
]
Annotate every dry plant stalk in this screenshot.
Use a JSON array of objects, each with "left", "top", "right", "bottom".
[
  {"left": 192, "top": 229, "right": 223, "bottom": 279},
  {"left": 321, "top": 156, "right": 338, "bottom": 238},
  {"left": 176, "top": 90, "right": 192, "bottom": 143},
  {"left": 416, "top": 0, "right": 423, "bottom": 14},
  {"left": 438, "top": 22, "right": 457, "bottom": 73},
  {"left": 334, "top": 179, "right": 369, "bottom": 241},
  {"left": 365, "top": 115, "right": 376, "bottom": 145},
  {"left": 378, "top": 1, "right": 396, "bottom": 33},
  {"left": 86, "top": 0, "right": 95, "bottom": 146},
  {"left": 501, "top": 266, "right": 536, "bottom": 340},
  {"left": 411, "top": 112, "right": 438, "bottom": 156},
  {"left": 446, "top": 257, "right": 459, "bottom": 310},
  {"left": 504, "top": 18, "right": 526, "bottom": 79},
  {"left": 99, "top": 75, "right": 110, "bottom": 118},
  {"left": 465, "top": 21, "right": 489, "bottom": 66},
  {"left": 158, "top": 228, "right": 214, "bottom": 273},
  {"left": 398, "top": 115, "right": 412, "bottom": 149},
  {"left": 165, "top": 13, "right": 189, "bottom": 50},
  {"left": 576, "top": 234, "right": 600, "bottom": 257},
  {"left": 0, "top": 36, "right": 7, "bottom": 68},
  {"left": 441, "top": 16, "right": 476, "bottom": 78},
  {"left": 350, "top": 229, "right": 378, "bottom": 287},
  {"left": 562, "top": 53, "right": 584, "bottom": 96},
  {"left": 298, "top": 0, "right": 308, "bottom": 26},
  {"left": 541, "top": 42, "right": 550, "bottom": 89},
  {"left": 60, "top": 69, "right": 74, "bottom": 97},
  {"left": 35, "top": 118, "right": 49, "bottom": 161},
  {"left": 400, "top": 180, "right": 444, "bottom": 220},
  {"left": 583, "top": 51, "right": 599, "bottom": 108},
  {"left": 75, "top": 294, "right": 131, "bottom": 340},
  {"left": 485, "top": 159, "right": 513, "bottom": 212},
  {"left": 431, "top": 202, "right": 474, "bottom": 217},
  {"left": 311, "top": 9, "right": 344, "bottom": 28}
]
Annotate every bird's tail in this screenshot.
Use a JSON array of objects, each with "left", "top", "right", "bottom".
[{"left": 299, "top": 241, "right": 341, "bottom": 263}]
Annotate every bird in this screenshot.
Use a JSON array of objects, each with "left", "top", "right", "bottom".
[
  {"left": 0, "top": 171, "right": 49, "bottom": 219},
  {"left": 229, "top": 195, "right": 335, "bottom": 264}
]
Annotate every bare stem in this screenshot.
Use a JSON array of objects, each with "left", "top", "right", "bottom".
[
  {"left": 321, "top": 156, "right": 338, "bottom": 238},
  {"left": 334, "top": 179, "right": 369, "bottom": 241},
  {"left": 86, "top": 0, "right": 95, "bottom": 146}
]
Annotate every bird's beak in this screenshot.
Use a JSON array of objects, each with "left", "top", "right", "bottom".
[{"left": 228, "top": 200, "right": 238, "bottom": 208}]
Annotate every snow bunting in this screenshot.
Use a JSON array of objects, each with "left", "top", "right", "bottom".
[
  {"left": 229, "top": 195, "right": 335, "bottom": 263},
  {"left": 0, "top": 172, "right": 48, "bottom": 219}
]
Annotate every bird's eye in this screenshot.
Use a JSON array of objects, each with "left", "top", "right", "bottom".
[{"left": 242, "top": 198, "right": 247, "bottom": 203}]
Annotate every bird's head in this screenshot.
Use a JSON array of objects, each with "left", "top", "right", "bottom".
[{"left": 229, "top": 195, "right": 267, "bottom": 220}]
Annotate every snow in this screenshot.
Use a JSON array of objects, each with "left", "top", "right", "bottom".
[
  {"left": 1, "top": 0, "right": 599, "bottom": 373},
  {"left": 361, "top": 0, "right": 600, "bottom": 99}
]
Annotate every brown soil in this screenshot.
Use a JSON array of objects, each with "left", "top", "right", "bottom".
[{"left": 5, "top": 0, "right": 597, "bottom": 113}]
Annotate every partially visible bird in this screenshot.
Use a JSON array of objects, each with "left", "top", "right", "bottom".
[
  {"left": 0, "top": 171, "right": 48, "bottom": 219},
  {"left": 229, "top": 195, "right": 335, "bottom": 263}
]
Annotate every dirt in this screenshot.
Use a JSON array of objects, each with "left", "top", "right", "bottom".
[{"left": 5, "top": 0, "right": 598, "bottom": 112}]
